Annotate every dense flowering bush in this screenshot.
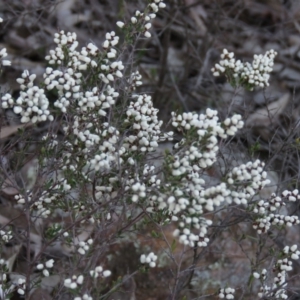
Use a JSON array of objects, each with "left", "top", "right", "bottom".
[{"left": 0, "top": 1, "right": 299, "bottom": 299}]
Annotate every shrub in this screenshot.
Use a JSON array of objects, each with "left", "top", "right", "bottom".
[{"left": 0, "top": 1, "right": 299, "bottom": 299}]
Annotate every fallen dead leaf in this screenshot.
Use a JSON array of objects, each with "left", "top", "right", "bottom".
[
  {"left": 246, "top": 93, "right": 290, "bottom": 127},
  {"left": 0, "top": 123, "right": 32, "bottom": 140},
  {"left": 185, "top": 0, "right": 207, "bottom": 35},
  {"left": 29, "top": 288, "right": 52, "bottom": 300}
]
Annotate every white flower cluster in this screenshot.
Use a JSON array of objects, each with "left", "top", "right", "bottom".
[
  {"left": 171, "top": 109, "right": 243, "bottom": 171},
  {"left": 40, "top": 29, "right": 130, "bottom": 176},
  {"left": 0, "top": 1, "right": 170, "bottom": 196},
  {"left": 0, "top": 259, "right": 10, "bottom": 298},
  {"left": 0, "top": 230, "right": 12, "bottom": 243},
  {"left": 212, "top": 48, "right": 277, "bottom": 89},
  {"left": 283, "top": 244, "right": 300, "bottom": 260},
  {"left": 172, "top": 109, "right": 243, "bottom": 137},
  {"left": 14, "top": 192, "right": 31, "bottom": 205},
  {"left": 44, "top": 67, "right": 79, "bottom": 113},
  {"left": 87, "top": 124, "right": 125, "bottom": 172},
  {"left": 131, "top": 182, "right": 147, "bottom": 203},
  {"left": 258, "top": 283, "right": 287, "bottom": 299},
  {"left": 142, "top": 164, "right": 161, "bottom": 187},
  {"left": 0, "top": 258, "right": 8, "bottom": 282},
  {"left": 173, "top": 217, "right": 211, "bottom": 247},
  {"left": 140, "top": 252, "right": 158, "bottom": 268},
  {"left": 31, "top": 194, "right": 56, "bottom": 218},
  {"left": 44, "top": 30, "right": 121, "bottom": 114},
  {"left": 77, "top": 238, "right": 93, "bottom": 255},
  {"left": 42, "top": 133, "right": 58, "bottom": 148},
  {"left": 148, "top": 0, "right": 166, "bottom": 13},
  {"left": 124, "top": 94, "right": 173, "bottom": 152},
  {"left": 64, "top": 275, "right": 84, "bottom": 289},
  {"left": 0, "top": 18, "right": 11, "bottom": 67},
  {"left": 129, "top": 165, "right": 161, "bottom": 203},
  {"left": 253, "top": 269, "right": 267, "bottom": 280},
  {"left": 253, "top": 214, "right": 299, "bottom": 234},
  {"left": 89, "top": 266, "right": 111, "bottom": 278},
  {"left": 152, "top": 109, "right": 245, "bottom": 248},
  {"left": 136, "top": 109, "right": 245, "bottom": 248},
  {"left": 116, "top": 0, "right": 166, "bottom": 38},
  {"left": 218, "top": 287, "right": 235, "bottom": 299},
  {"left": 100, "top": 59, "right": 123, "bottom": 84},
  {"left": 1, "top": 70, "right": 53, "bottom": 123},
  {"left": 199, "top": 183, "right": 232, "bottom": 211},
  {"left": 0, "top": 48, "right": 11, "bottom": 67},
  {"left": 253, "top": 193, "right": 285, "bottom": 214},
  {"left": 227, "top": 160, "right": 270, "bottom": 205},
  {"left": 126, "top": 70, "right": 143, "bottom": 91},
  {"left": 14, "top": 179, "right": 71, "bottom": 218},
  {"left": 281, "top": 189, "right": 300, "bottom": 201},
  {"left": 252, "top": 189, "right": 300, "bottom": 234},
  {"left": 100, "top": 33, "right": 125, "bottom": 83},
  {"left": 36, "top": 259, "right": 54, "bottom": 277},
  {"left": 102, "top": 31, "right": 119, "bottom": 60},
  {"left": 256, "top": 245, "right": 300, "bottom": 299},
  {"left": 16, "top": 278, "right": 26, "bottom": 295},
  {"left": 167, "top": 180, "right": 231, "bottom": 217},
  {"left": 222, "top": 115, "right": 244, "bottom": 136},
  {"left": 46, "top": 31, "right": 76, "bottom": 64},
  {"left": 94, "top": 177, "right": 117, "bottom": 201}
]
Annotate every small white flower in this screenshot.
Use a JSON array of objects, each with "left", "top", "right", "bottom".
[
  {"left": 70, "top": 282, "right": 77, "bottom": 289},
  {"left": 77, "top": 275, "right": 84, "bottom": 284},
  {"left": 140, "top": 254, "right": 146, "bottom": 264},
  {"left": 145, "top": 23, "right": 152, "bottom": 30},
  {"left": 140, "top": 252, "right": 157, "bottom": 268},
  {"left": 103, "top": 270, "right": 111, "bottom": 277},
  {"left": 144, "top": 31, "right": 151, "bottom": 38},
  {"left": 131, "top": 17, "right": 137, "bottom": 24},
  {"left": 13, "top": 106, "right": 23, "bottom": 114},
  {"left": 116, "top": 21, "right": 125, "bottom": 28},
  {"left": 2, "top": 60, "right": 11, "bottom": 66},
  {"left": 291, "top": 245, "right": 298, "bottom": 252},
  {"left": 219, "top": 287, "right": 235, "bottom": 299},
  {"left": 45, "top": 259, "right": 54, "bottom": 268},
  {"left": 17, "top": 288, "right": 25, "bottom": 295},
  {"left": 90, "top": 266, "right": 111, "bottom": 278}
]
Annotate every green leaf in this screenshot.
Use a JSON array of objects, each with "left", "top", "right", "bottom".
[
  {"left": 171, "top": 239, "right": 177, "bottom": 253},
  {"left": 151, "top": 230, "right": 160, "bottom": 238}
]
